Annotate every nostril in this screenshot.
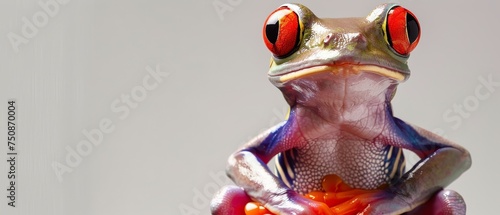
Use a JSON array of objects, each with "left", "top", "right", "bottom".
[{"left": 323, "top": 33, "right": 333, "bottom": 45}]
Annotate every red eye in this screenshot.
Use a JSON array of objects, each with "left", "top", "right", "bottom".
[
  {"left": 385, "top": 6, "right": 420, "bottom": 55},
  {"left": 263, "top": 6, "right": 302, "bottom": 58}
]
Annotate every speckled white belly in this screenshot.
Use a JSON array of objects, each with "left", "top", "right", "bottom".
[{"left": 287, "top": 136, "right": 390, "bottom": 194}]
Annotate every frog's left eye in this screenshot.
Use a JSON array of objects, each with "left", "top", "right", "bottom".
[
  {"left": 384, "top": 6, "right": 421, "bottom": 55},
  {"left": 263, "top": 6, "right": 303, "bottom": 58}
]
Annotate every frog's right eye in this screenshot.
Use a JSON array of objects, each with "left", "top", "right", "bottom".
[
  {"left": 263, "top": 6, "right": 303, "bottom": 58},
  {"left": 383, "top": 6, "right": 421, "bottom": 56}
]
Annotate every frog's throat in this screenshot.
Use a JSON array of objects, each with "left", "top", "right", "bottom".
[{"left": 277, "top": 65, "right": 406, "bottom": 83}]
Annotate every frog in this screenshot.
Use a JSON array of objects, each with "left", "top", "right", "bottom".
[{"left": 211, "top": 3, "right": 471, "bottom": 215}]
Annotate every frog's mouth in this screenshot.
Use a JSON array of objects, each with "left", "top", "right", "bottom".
[{"left": 270, "top": 64, "right": 406, "bottom": 83}]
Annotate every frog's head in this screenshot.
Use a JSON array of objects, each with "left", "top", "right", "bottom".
[{"left": 263, "top": 3, "right": 420, "bottom": 107}]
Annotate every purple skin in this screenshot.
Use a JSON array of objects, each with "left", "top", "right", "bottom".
[{"left": 211, "top": 3, "right": 471, "bottom": 215}]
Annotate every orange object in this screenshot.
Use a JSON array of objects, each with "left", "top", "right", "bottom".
[
  {"left": 322, "top": 174, "right": 352, "bottom": 193},
  {"left": 244, "top": 202, "right": 272, "bottom": 215},
  {"left": 243, "top": 174, "right": 383, "bottom": 215},
  {"left": 304, "top": 191, "right": 327, "bottom": 204}
]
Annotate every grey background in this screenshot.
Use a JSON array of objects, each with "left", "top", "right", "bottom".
[{"left": 0, "top": 0, "right": 498, "bottom": 214}]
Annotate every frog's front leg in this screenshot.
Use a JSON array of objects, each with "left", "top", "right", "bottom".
[
  {"left": 405, "top": 189, "right": 466, "bottom": 215},
  {"left": 360, "top": 118, "right": 471, "bottom": 215},
  {"left": 211, "top": 185, "right": 251, "bottom": 215},
  {"left": 210, "top": 122, "right": 333, "bottom": 215}
]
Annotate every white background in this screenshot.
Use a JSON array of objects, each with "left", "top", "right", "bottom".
[{"left": 0, "top": 0, "right": 498, "bottom": 214}]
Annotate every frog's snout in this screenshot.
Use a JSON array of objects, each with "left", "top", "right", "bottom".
[
  {"left": 351, "top": 33, "right": 368, "bottom": 49},
  {"left": 322, "top": 32, "right": 367, "bottom": 50}
]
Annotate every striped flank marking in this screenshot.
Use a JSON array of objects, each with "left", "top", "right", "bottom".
[
  {"left": 275, "top": 149, "right": 297, "bottom": 188},
  {"left": 384, "top": 145, "right": 406, "bottom": 183}
]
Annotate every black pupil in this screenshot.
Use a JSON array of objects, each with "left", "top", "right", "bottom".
[
  {"left": 406, "top": 14, "right": 419, "bottom": 44},
  {"left": 265, "top": 17, "right": 280, "bottom": 44}
]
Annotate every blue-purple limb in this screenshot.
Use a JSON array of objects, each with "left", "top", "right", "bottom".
[{"left": 368, "top": 117, "right": 472, "bottom": 214}]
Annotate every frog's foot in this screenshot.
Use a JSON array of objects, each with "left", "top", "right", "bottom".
[
  {"left": 211, "top": 185, "right": 251, "bottom": 215},
  {"left": 245, "top": 194, "right": 334, "bottom": 215},
  {"left": 243, "top": 174, "right": 381, "bottom": 215},
  {"left": 407, "top": 189, "right": 466, "bottom": 215}
]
